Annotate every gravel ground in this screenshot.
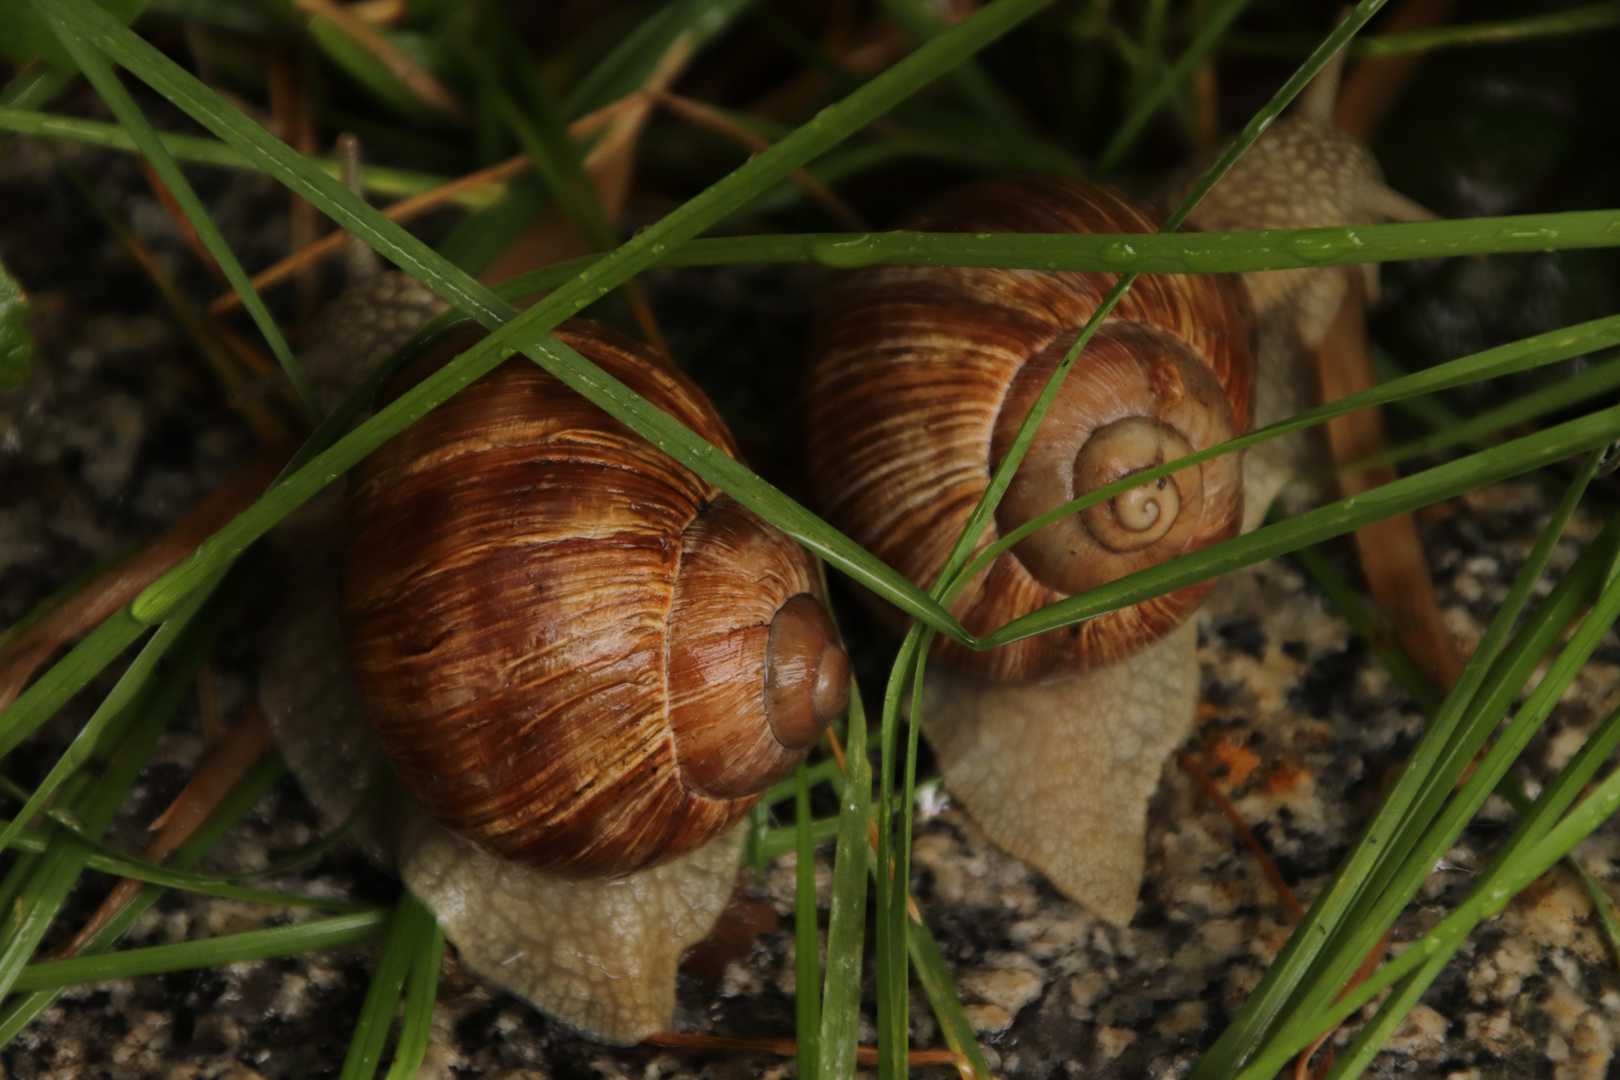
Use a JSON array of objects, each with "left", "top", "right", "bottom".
[{"left": 4, "top": 135, "right": 1620, "bottom": 1080}]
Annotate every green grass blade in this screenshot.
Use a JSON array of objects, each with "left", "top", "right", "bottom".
[
  {"left": 1270, "top": 551, "right": 1610, "bottom": 1064},
  {"left": 0, "top": 578, "right": 215, "bottom": 861},
  {"left": 906, "top": 912, "right": 993, "bottom": 1080},
  {"left": 0, "top": 754, "right": 288, "bottom": 1043},
  {"left": 1308, "top": 511, "right": 1620, "bottom": 1006},
  {"left": 759, "top": 816, "right": 842, "bottom": 861},
  {"left": 979, "top": 405, "right": 1620, "bottom": 648},
  {"left": 341, "top": 895, "right": 441, "bottom": 1080},
  {"left": 1346, "top": 351, "right": 1620, "bottom": 474},
  {"left": 384, "top": 894, "right": 445, "bottom": 1080},
  {"left": 11, "top": 911, "right": 391, "bottom": 992},
  {"left": 1096, "top": 0, "right": 1254, "bottom": 173},
  {"left": 1241, "top": 687, "right": 1620, "bottom": 1080},
  {"left": 1322, "top": 962, "right": 1442, "bottom": 1080},
  {"left": 1190, "top": 455, "right": 1609, "bottom": 1078},
  {"left": 820, "top": 681, "right": 873, "bottom": 1079},
  {"left": 463, "top": 210, "right": 1620, "bottom": 280},
  {"left": 33, "top": 1, "right": 320, "bottom": 420},
  {"left": 51, "top": 0, "right": 507, "bottom": 322},
  {"left": 874, "top": 628, "right": 927, "bottom": 1079},
  {"left": 880, "top": 0, "right": 1028, "bottom": 129},
  {"left": 1288, "top": 542, "right": 1443, "bottom": 715},
  {"left": 1163, "top": 0, "right": 1389, "bottom": 232},
  {"left": 0, "top": 778, "right": 97, "bottom": 1005},
  {"left": 55, "top": 0, "right": 1056, "bottom": 642},
  {"left": 0, "top": 608, "right": 146, "bottom": 758},
  {"left": 0, "top": 63, "right": 73, "bottom": 112},
  {"left": 304, "top": 11, "right": 449, "bottom": 124},
  {"left": 0, "top": 601, "right": 198, "bottom": 1002},
  {"left": 0, "top": 107, "right": 488, "bottom": 202},
  {"left": 0, "top": 822, "right": 370, "bottom": 910},
  {"left": 1355, "top": 1, "right": 1620, "bottom": 58},
  {"left": 482, "top": 217, "right": 1620, "bottom": 304},
  {"left": 794, "top": 763, "right": 822, "bottom": 1080},
  {"left": 0, "top": 256, "right": 30, "bottom": 388},
  {"left": 562, "top": 0, "right": 755, "bottom": 117}
]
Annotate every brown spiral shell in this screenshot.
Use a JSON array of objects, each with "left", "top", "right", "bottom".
[
  {"left": 802, "top": 178, "right": 1255, "bottom": 682},
  {"left": 341, "top": 320, "right": 849, "bottom": 878}
]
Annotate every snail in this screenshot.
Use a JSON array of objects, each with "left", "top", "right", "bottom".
[
  {"left": 800, "top": 63, "right": 1432, "bottom": 925},
  {"left": 260, "top": 305, "right": 849, "bottom": 1042}
]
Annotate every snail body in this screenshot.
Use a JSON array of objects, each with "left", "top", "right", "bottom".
[{"left": 804, "top": 177, "right": 1255, "bottom": 681}]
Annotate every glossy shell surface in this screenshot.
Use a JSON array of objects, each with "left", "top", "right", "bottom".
[
  {"left": 343, "top": 321, "right": 838, "bottom": 877},
  {"left": 803, "top": 178, "right": 1255, "bottom": 680}
]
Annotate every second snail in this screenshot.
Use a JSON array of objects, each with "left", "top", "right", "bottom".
[{"left": 799, "top": 61, "right": 1431, "bottom": 923}]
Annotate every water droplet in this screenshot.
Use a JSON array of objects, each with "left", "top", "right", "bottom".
[
  {"left": 975, "top": 233, "right": 991, "bottom": 240},
  {"left": 1102, "top": 240, "right": 1137, "bottom": 266},
  {"left": 1499, "top": 226, "right": 1560, "bottom": 244},
  {"left": 651, "top": 243, "right": 666, "bottom": 255},
  {"left": 1285, "top": 233, "right": 1339, "bottom": 263},
  {"left": 574, "top": 298, "right": 589, "bottom": 308},
  {"left": 811, "top": 234, "right": 874, "bottom": 269}
]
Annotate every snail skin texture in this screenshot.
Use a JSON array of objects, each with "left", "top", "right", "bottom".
[
  {"left": 805, "top": 70, "right": 1431, "bottom": 925},
  {"left": 261, "top": 307, "right": 848, "bottom": 1043}
]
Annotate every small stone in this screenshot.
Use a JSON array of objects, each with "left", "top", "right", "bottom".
[
  {"left": 964, "top": 1003, "right": 1013, "bottom": 1034},
  {"left": 1095, "top": 1026, "right": 1136, "bottom": 1060}
]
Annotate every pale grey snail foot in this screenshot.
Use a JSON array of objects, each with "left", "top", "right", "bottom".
[{"left": 920, "top": 621, "right": 1199, "bottom": 926}]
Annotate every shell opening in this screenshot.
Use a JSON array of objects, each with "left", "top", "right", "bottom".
[{"left": 764, "top": 594, "right": 850, "bottom": 751}]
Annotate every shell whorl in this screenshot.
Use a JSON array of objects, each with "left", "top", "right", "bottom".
[
  {"left": 802, "top": 177, "right": 1255, "bottom": 681},
  {"left": 341, "top": 320, "right": 847, "bottom": 877}
]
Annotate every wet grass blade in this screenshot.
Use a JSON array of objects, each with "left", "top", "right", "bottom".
[
  {"left": 0, "top": 754, "right": 288, "bottom": 1042},
  {"left": 35, "top": 2, "right": 319, "bottom": 420},
  {"left": 10, "top": 911, "right": 390, "bottom": 992},
  {"left": 1190, "top": 455, "right": 1611, "bottom": 1078},
  {"left": 0, "top": 578, "right": 216, "bottom": 865},
  {"left": 982, "top": 405, "right": 1620, "bottom": 647},
  {"left": 385, "top": 895, "right": 445, "bottom": 1080},
  {"left": 1096, "top": 0, "right": 1254, "bottom": 173},
  {"left": 340, "top": 895, "right": 442, "bottom": 1080},
  {"left": 907, "top": 913, "right": 993, "bottom": 1080},
  {"left": 794, "top": 763, "right": 822, "bottom": 1080},
  {"left": 51, "top": 0, "right": 1055, "bottom": 641},
  {"left": 563, "top": 0, "right": 755, "bottom": 117},
  {"left": 1244, "top": 674, "right": 1620, "bottom": 1080},
  {"left": 820, "top": 682, "right": 873, "bottom": 1079},
  {"left": 874, "top": 627, "right": 927, "bottom": 1078},
  {"left": 0, "top": 822, "right": 373, "bottom": 909}
]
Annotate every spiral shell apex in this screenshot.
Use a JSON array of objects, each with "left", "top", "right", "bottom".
[
  {"left": 802, "top": 177, "right": 1255, "bottom": 682},
  {"left": 341, "top": 321, "right": 848, "bottom": 878}
]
